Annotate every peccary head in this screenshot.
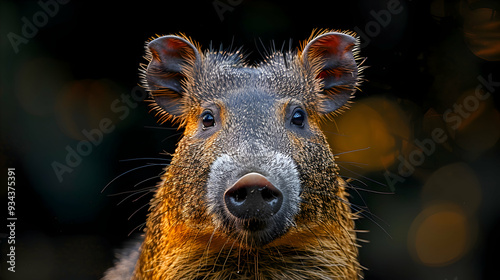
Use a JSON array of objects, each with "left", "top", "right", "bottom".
[{"left": 139, "top": 30, "right": 362, "bottom": 278}]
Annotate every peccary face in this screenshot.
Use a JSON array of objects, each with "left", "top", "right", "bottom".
[{"left": 144, "top": 31, "right": 360, "bottom": 247}]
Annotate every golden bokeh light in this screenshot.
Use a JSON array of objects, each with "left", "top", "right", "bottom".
[
  {"left": 321, "top": 97, "right": 410, "bottom": 173},
  {"left": 460, "top": 1, "right": 500, "bottom": 61},
  {"left": 55, "top": 79, "right": 123, "bottom": 140},
  {"left": 409, "top": 203, "right": 473, "bottom": 267},
  {"left": 422, "top": 162, "right": 482, "bottom": 214},
  {"left": 450, "top": 90, "right": 500, "bottom": 158},
  {"left": 15, "top": 57, "right": 70, "bottom": 116}
]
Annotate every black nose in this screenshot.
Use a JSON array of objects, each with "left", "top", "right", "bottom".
[{"left": 224, "top": 173, "right": 283, "bottom": 220}]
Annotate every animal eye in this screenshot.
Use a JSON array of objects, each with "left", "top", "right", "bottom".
[
  {"left": 202, "top": 112, "right": 215, "bottom": 128},
  {"left": 291, "top": 109, "right": 305, "bottom": 127}
]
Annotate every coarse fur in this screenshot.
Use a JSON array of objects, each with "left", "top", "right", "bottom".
[{"left": 103, "top": 29, "right": 365, "bottom": 280}]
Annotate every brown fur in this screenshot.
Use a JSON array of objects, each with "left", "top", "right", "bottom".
[{"left": 131, "top": 30, "right": 364, "bottom": 279}]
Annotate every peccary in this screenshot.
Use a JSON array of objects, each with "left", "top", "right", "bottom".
[{"left": 104, "top": 30, "right": 364, "bottom": 279}]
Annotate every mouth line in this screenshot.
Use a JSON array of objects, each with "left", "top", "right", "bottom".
[
  {"left": 224, "top": 216, "right": 290, "bottom": 247},
  {"left": 206, "top": 152, "right": 302, "bottom": 247},
  {"left": 235, "top": 217, "right": 269, "bottom": 232}
]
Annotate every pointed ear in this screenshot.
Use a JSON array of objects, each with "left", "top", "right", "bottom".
[
  {"left": 145, "top": 35, "right": 201, "bottom": 117},
  {"left": 302, "top": 31, "right": 359, "bottom": 114}
]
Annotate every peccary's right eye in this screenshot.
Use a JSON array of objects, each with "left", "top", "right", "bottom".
[
  {"left": 291, "top": 109, "right": 305, "bottom": 127},
  {"left": 202, "top": 112, "right": 215, "bottom": 128}
]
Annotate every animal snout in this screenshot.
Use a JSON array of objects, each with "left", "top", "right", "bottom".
[{"left": 224, "top": 173, "right": 283, "bottom": 221}]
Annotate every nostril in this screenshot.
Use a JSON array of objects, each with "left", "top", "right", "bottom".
[
  {"left": 227, "top": 187, "right": 247, "bottom": 204},
  {"left": 224, "top": 173, "right": 283, "bottom": 222},
  {"left": 261, "top": 187, "right": 280, "bottom": 202}
]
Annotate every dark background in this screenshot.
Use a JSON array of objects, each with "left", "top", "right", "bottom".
[{"left": 1, "top": 0, "right": 499, "bottom": 279}]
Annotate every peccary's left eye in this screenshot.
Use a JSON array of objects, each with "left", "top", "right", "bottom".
[
  {"left": 291, "top": 109, "right": 305, "bottom": 127},
  {"left": 202, "top": 112, "right": 215, "bottom": 128}
]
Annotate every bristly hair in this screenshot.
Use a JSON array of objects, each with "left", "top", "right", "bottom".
[
  {"left": 139, "top": 33, "right": 202, "bottom": 127},
  {"left": 140, "top": 30, "right": 366, "bottom": 126},
  {"left": 299, "top": 28, "right": 367, "bottom": 123},
  {"left": 126, "top": 30, "right": 366, "bottom": 280}
]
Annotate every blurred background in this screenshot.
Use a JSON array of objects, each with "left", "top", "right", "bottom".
[{"left": 0, "top": 0, "right": 499, "bottom": 279}]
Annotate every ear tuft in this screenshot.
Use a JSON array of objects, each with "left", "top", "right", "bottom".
[
  {"left": 301, "top": 30, "right": 361, "bottom": 115},
  {"left": 143, "top": 35, "right": 201, "bottom": 119}
]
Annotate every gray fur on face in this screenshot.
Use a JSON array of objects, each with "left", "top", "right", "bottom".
[
  {"left": 206, "top": 148, "right": 301, "bottom": 245},
  {"left": 103, "top": 31, "right": 363, "bottom": 279}
]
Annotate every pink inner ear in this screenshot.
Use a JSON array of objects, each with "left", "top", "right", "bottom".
[
  {"left": 316, "top": 35, "right": 355, "bottom": 57},
  {"left": 161, "top": 39, "right": 190, "bottom": 59},
  {"left": 317, "top": 35, "right": 341, "bottom": 54},
  {"left": 317, "top": 68, "right": 345, "bottom": 80}
]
